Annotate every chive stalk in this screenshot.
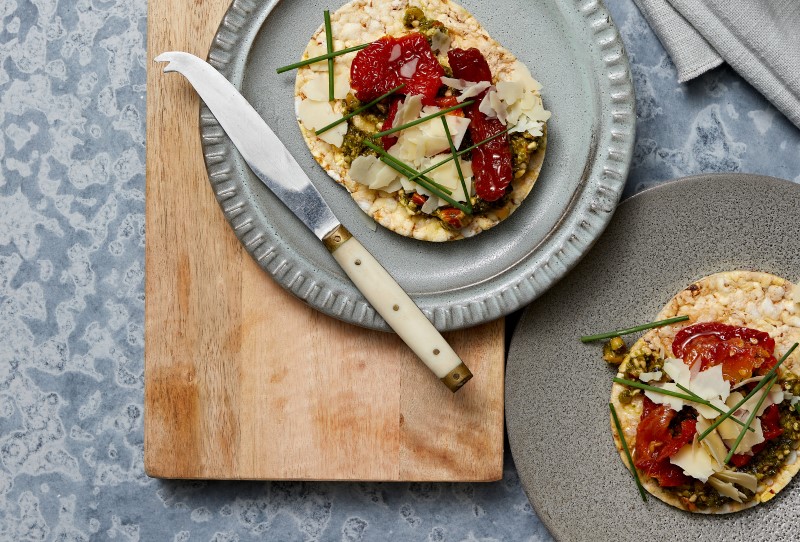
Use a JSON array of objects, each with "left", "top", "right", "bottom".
[
  {"left": 372, "top": 101, "right": 474, "bottom": 139},
  {"left": 697, "top": 343, "right": 797, "bottom": 441},
  {"left": 315, "top": 84, "right": 405, "bottom": 135},
  {"left": 377, "top": 155, "right": 451, "bottom": 195},
  {"left": 363, "top": 140, "right": 472, "bottom": 214},
  {"left": 362, "top": 140, "right": 451, "bottom": 194},
  {"left": 580, "top": 315, "right": 690, "bottom": 343},
  {"left": 323, "top": 11, "right": 335, "bottom": 101},
  {"left": 441, "top": 117, "right": 472, "bottom": 213},
  {"left": 276, "top": 43, "right": 370, "bottom": 73},
  {"left": 723, "top": 375, "right": 777, "bottom": 464},
  {"left": 610, "top": 402, "right": 648, "bottom": 502}
]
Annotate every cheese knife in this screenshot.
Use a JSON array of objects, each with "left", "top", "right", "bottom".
[{"left": 155, "top": 51, "right": 472, "bottom": 392}]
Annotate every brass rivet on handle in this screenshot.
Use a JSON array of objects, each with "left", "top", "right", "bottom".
[
  {"left": 355, "top": 259, "right": 362, "bottom": 266},
  {"left": 393, "top": 304, "right": 399, "bottom": 311},
  {"left": 433, "top": 348, "right": 440, "bottom": 355},
  {"left": 441, "top": 362, "right": 473, "bottom": 393},
  {"left": 322, "top": 224, "right": 352, "bottom": 253}
]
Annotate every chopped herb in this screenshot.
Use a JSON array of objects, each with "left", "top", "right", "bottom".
[
  {"left": 610, "top": 402, "right": 647, "bottom": 502},
  {"left": 316, "top": 84, "right": 405, "bottom": 135},
  {"left": 372, "top": 101, "right": 474, "bottom": 139},
  {"left": 581, "top": 315, "right": 690, "bottom": 343},
  {"left": 324, "top": 11, "right": 335, "bottom": 101},
  {"left": 275, "top": 43, "right": 369, "bottom": 73}
]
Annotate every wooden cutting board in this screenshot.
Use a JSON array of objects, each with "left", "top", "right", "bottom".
[{"left": 144, "top": 0, "right": 504, "bottom": 481}]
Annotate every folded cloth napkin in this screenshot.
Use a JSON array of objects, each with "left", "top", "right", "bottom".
[{"left": 632, "top": 0, "right": 800, "bottom": 129}]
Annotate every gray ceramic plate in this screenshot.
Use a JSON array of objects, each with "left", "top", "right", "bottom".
[
  {"left": 506, "top": 174, "right": 800, "bottom": 542},
  {"left": 200, "top": 0, "right": 634, "bottom": 331}
]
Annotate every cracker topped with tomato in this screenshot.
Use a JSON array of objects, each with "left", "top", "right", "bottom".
[
  {"left": 609, "top": 271, "right": 800, "bottom": 513},
  {"left": 293, "top": 0, "right": 550, "bottom": 241}
]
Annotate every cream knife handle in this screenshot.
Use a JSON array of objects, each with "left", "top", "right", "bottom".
[{"left": 324, "top": 225, "right": 472, "bottom": 392}]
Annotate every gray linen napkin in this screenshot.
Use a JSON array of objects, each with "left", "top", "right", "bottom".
[{"left": 632, "top": 0, "right": 800, "bottom": 129}]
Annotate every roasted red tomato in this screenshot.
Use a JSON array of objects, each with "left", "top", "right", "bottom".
[
  {"left": 633, "top": 397, "right": 695, "bottom": 487},
  {"left": 447, "top": 47, "right": 512, "bottom": 202},
  {"left": 672, "top": 322, "right": 777, "bottom": 384},
  {"left": 350, "top": 33, "right": 444, "bottom": 103}
]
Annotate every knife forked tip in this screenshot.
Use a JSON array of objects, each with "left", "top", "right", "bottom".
[{"left": 154, "top": 51, "right": 198, "bottom": 73}]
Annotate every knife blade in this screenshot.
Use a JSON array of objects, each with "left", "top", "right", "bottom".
[{"left": 155, "top": 51, "right": 472, "bottom": 392}]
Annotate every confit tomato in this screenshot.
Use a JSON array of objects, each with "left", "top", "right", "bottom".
[
  {"left": 672, "top": 322, "right": 777, "bottom": 384},
  {"left": 632, "top": 397, "right": 696, "bottom": 487},
  {"left": 350, "top": 33, "right": 444, "bottom": 103},
  {"left": 448, "top": 48, "right": 512, "bottom": 202}
]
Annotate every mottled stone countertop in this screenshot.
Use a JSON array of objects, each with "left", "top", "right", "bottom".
[{"left": 1, "top": 0, "right": 798, "bottom": 541}]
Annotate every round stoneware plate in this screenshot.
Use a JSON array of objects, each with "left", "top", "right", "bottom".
[
  {"left": 200, "top": 0, "right": 634, "bottom": 331},
  {"left": 506, "top": 174, "right": 800, "bottom": 542}
]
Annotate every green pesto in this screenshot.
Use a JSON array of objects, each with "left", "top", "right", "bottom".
[
  {"left": 781, "top": 373, "right": 800, "bottom": 396},
  {"left": 617, "top": 388, "right": 640, "bottom": 405},
  {"left": 470, "top": 193, "right": 509, "bottom": 214},
  {"left": 403, "top": 6, "right": 449, "bottom": 42},
  {"left": 780, "top": 400, "right": 800, "bottom": 442},
  {"left": 342, "top": 93, "right": 361, "bottom": 115},
  {"left": 340, "top": 125, "right": 375, "bottom": 164},
  {"left": 603, "top": 336, "right": 628, "bottom": 365},
  {"left": 510, "top": 133, "right": 539, "bottom": 178},
  {"left": 667, "top": 482, "right": 736, "bottom": 510},
  {"left": 397, "top": 190, "right": 421, "bottom": 214},
  {"left": 623, "top": 347, "right": 663, "bottom": 379}
]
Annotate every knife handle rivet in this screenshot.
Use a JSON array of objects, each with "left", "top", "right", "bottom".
[
  {"left": 453, "top": 373, "right": 460, "bottom": 380},
  {"left": 433, "top": 348, "right": 440, "bottom": 355},
  {"left": 393, "top": 304, "right": 399, "bottom": 311},
  {"left": 355, "top": 259, "right": 362, "bottom": 266}
]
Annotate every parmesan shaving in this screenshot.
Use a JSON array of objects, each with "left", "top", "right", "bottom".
[
  {"left": 722, "top": 417, "right": 764, "bottom": 455},
  {"left": 670, "top": 437, "right": 718, "bottom": 483},
  {"left": 399, "top": 57, "right": 419, "bottom": 78},
  {"left": 430, "top": 30, "right": 451, "bottom": 54},
  {"left": 392, "top": 95, "right": 424, "bottom": 130},
  {"left": 712, "top": 469, "right": 758, "bottom": 492},
  {"left": 457, "top": 81, "right": 491, "bottom": 102},
  {"left": 300, "top": 67, "right": 351, "bottom": 101},
  {"left": 389, "top": 44, "right": 401, "bottom": 62},
  {"left": 696, "top": 418, "right": 727, "bottom": 467},
  {"left": 638, "top": 371, "right": 662, "bottom": 383},
  {"left": 707, "top": 477, "right": 745, "bottom": 503},
  {"left": 441, "top": 77, "right": 470, "bottom": 90},
  {"left": 297, "top": 100, "right": 346, "bottom": 146}
]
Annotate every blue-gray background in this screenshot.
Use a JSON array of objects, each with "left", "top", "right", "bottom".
[{"left": 1, "top": 0, "right": 798, "bottom": 541}]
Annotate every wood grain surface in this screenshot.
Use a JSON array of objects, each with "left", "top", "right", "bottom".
[{"left": 144, "top": 0, "right": 504, "bottom": 481}]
